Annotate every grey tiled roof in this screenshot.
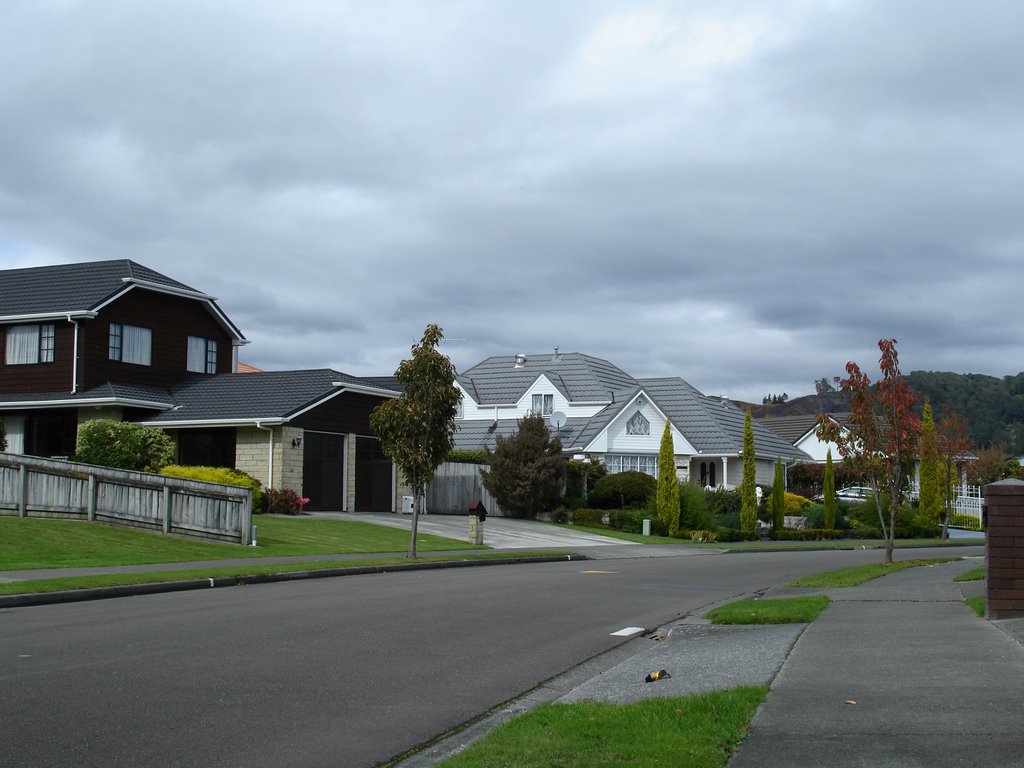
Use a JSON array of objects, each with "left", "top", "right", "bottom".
[
  {"left": 638, "top": 378, "right": 810, "bottom": 461},
  {"left": 0, "top": 260, "right": 197, "bottom": 317},
  {"left": 452, "top": 417, "right": 586, "bottom": 452},
  {"left": 138, "top": 369, "right": 392, "bottom": 423},
  {"left": 457, "top": 352, "right": 637, "bottom": 405},
  {"left": 0, "top": 382, "right": 174, "bottom": 407},
  {"left": 755, "top": 414, "right": 851, "bottom": 445}
]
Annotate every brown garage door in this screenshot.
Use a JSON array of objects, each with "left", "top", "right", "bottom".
[{"left": 355, "top": 436, "right": 393, "bottom": 512}]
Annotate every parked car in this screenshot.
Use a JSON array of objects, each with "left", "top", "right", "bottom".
[{"left": 836, "top": 486, "right": 874, "bottom": 502}]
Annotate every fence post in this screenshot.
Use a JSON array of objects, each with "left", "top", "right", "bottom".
[
  {"left": 88, "top": 474, "right": 97, "bottom": 521},
  {"left": 984, "top": 478, "right": 1024, "bottom": 619},
  {"left": 163, "top": 486, "right": 172, "bottom": 534},
  {"left": 19, "top": 464, "right": 28, "bottom": 517}
]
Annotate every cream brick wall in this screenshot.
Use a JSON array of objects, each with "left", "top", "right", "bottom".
[
  {"left": 236, "top": 426, "right": 284, "bottom": 488},
  {"left": 279, "top": 426, "right": 304, "bottom": 492},
  {"left": 345, "top": 433, "right": 357, "bottom": 511}
]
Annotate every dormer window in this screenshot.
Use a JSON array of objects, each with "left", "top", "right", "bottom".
[
  {"left": 109, "top": 323, "right": 152, "bottom": 366},
  {"left": 531, "top": 393, "right": 553, "bottom": 416},
  {"left": 4, "top": 324, "right": 54, "bottom": 365},
  {"left": 455, "top": 397, "right": 464, "bottom": 420},
  {"left": 187, "top": 336, "right": 218, "bottom": 374},
  {"left": 626, "top": 411, "right": 650, "bottom": 435}
]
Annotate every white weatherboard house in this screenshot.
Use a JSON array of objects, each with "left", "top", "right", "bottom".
[{"left": 453, "top": 352, "right": 809, "bottom": 487}]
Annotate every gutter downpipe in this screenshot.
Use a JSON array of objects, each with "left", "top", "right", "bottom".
[
  {"left": 255, "top": 421, "right": 274, "bottom": 489},
  {"left": 67, "top": 315, "right": 79, "bottom": 394}
]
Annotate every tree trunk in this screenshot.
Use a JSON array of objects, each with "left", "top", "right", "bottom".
[
  {"left": 407, "top": 490, "right": 421, "bottom": 559},
  {"left": 884, "top": 507, "right": 896, "bottom": 565}
]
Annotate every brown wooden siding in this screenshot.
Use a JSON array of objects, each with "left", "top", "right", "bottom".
[
  {"left": 0, "top": 323, "right": 76, "bottom": 394},
  {"left": 77, "top": 290, "right": 234, "bottom": 390},
  {"left": 290, "top": 391, "right": 390, "bottom": 434}
]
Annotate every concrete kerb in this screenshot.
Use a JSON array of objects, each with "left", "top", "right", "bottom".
[{"left": 0, "top": 554, "right": 592, "bottom": 609}]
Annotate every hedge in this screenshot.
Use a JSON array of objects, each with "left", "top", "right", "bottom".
[
  {"left": 770, "top": 529, "right": 846, "bottom": 541},
  {"left": 160, "top": 465, "right": 265, "bottom": 515}
]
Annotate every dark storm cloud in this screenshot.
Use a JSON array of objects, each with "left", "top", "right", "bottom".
[{"left": 1, "top": 1, "right": 1021, "bottom": 400}]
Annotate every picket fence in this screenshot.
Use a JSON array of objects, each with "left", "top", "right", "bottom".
[
  {"left": 906, "top": 480, "right": 984, "bottom": 528},
  {"left": 0, "top": 454, "right": 252, "bottom": 544}
]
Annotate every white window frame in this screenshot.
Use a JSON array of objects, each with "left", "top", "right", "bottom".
[
  {"left": 531, "top": 393, "right": 554, "bottom": 416},
  {"left": 605, "top": 454, "right": 658, "bottom": 478},
  {"left": 4, "top": 324, "right": 55, "bottom": 365}
]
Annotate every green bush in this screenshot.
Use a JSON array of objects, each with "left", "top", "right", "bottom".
[
  {"left": 804, "top": 503, "right": 848, "bottom": 530},
  {"left": 564, "top": 459, "right": 607, "bottom": 505},
  {"left": 680, "top": 482, "right": 714, "bottom": 531},
  {"left": 589, "top": 471, "right": 657, "bottom": 510},
  {"left": 784, "top": 492, "right": 812, "bottom": 513},
  {"left": 160, "top": 465, "right": 265, "bottom": 515},
  {"left": 570, "top": 508, "right": 607, "bottom": 527},
  {"left": 716, "top": 528, "right": 760, "bottom": 542},
  {"left": 569, "top": 507, "right": 667, "bottom": 536},
  {"left": 770, "top": 528, "right": 845, "bottom": 541},
  {"left": 446, "top": 449, "right": 490, "bottom": 464},
  {"left": 950, "top": 513, "right": 983, "bottom": 530},
  {"left": 75, "top": 419, "right": 175, "bottom": 473},
  {"left": 265, "top": 487, "right": 310, "bottom": 515},
  {"left": 706, "top": 487, "right": 742, "bottom": 517}
]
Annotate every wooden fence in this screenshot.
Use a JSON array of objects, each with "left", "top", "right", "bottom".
[
  {"left": 426, "top": 462, "right": 506, "bottom": 516},
  {"left": 0, "top": 454, "right": 252, "bottom": 544}
]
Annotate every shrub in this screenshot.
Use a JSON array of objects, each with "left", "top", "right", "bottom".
[
  {"left": 160, "top": 465, "right": 265, "bottom": 515},
  {"left": 804, "top": 503, "right": 848, "bottom": 530},
  {"left": 716, "top": 528, "right": 760, "bottom": 542},
  {"left": 563, "top": 459, "right": 607, "bottom": 506},
  {"left": 950, "top": 513, "right": 983, "bottom": 530},
  {"left": 265, "top": 487, "right": 311, "bottom": 515},
  {"left": 690, "top": 530, "right": 718, "bottom": 543},
  {"left": 480, "top": 414, "right": 565, "bottom": 518},
  {"left": 770, "top": 528, "right": 845, "bottom": 541},
  {"left": 446, "top": 449, "right": 490, "bottom": 465},
  {"left": 588, "top": 471, "right": 657, "bottom": 510},
  {"left": 570, "top": 508, "right": 607, "bottom": 527},
  {"left": 680, "top": 482, "right": 714, "bottom": 531},
  {"left": 784, "top": 492, "right": 812, "bottom": 513},
  {"left": 706, "top": 487, "right": 742, "bottom": 517},
  {"left": 0, "top": 418, "right": 6, "bottom": 452},
  {"left": 75, "top": 419, "right": 175, "bottom": 473}
]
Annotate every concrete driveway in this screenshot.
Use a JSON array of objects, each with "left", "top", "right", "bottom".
[{"left": 310, "top": 511, "right": 638, "bottom": 549}]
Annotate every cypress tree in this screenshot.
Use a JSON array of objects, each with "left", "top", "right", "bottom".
[
  {"left": 823, "top": 449, "right": 836, "bottom": 530},
  {"left": 917, "top": 399, "right": 942, "bottom": 526},
  {"left": 656, "top": 420, "right": 681, "bottom": 535},
  {"left": 740, "top": 410, "right": 758, "bottom": 534},
  {"left": 771, "top": 457, "right": 785, "bottom": 532}
]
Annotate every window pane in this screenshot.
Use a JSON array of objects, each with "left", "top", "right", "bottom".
[
  {"left": 187, "top": 336, "right": 206, "bottom": 372},
  {"left": 121, "top": 325, "right": 151, "bottom": 366},
  {"left": 40, "top": 325, "right": 55, "bottom": 363},
  {"left": 5, "top": 326, "right": 40, "bottom": 365},
  {"left": 109, "top": 323, "right": 122, "bottom": 361},
  {"left": 543, "top": 394, "right": 553, "bottom": 415},
  {"left": 206, "top": 340, "right": 217, "bottom": 373}
]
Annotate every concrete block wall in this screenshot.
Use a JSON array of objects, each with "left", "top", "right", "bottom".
[
  {"left": 236, "top": 426, "right": 280, "bottom": 489},
  {"left": 984, "top": 479, "right": 1024, "bottom": 620}
]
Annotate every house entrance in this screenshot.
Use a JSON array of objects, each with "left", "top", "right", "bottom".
[
  {"left": 355, "top": 436, "right": 392, "bottom": 512},
  {"left": 302, "top": 431, "right": 345, "bottom": 511}
]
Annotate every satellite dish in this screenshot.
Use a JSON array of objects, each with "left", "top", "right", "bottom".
[{"left": 549, "top": 411, "right": 567, "bottom": 430}]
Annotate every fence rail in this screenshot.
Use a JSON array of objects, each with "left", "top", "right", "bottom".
[
  {"left": 426, "top": 462, "right": 506, "bottom": 516},
  {"left": 0, "top": 454, "right": 252, "bottom": 544}
]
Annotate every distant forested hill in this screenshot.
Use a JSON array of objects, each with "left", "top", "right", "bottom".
[{"left": 735, "top": 371, "right": 1024, "bottom": 454}]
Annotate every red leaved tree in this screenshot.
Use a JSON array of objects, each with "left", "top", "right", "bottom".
[{"left": 817, "top": 339, "right": 921, "bottom": 564}]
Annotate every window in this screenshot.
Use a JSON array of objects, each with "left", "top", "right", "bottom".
[
  {"left": 109, "top": 323, "right": 152, "bottom": 366},
  {"left": 531, "top": 393, "right": 553, "bottom": 416},
  {"left": 605, "top": 454, "right": 657, "bottom": 477},
  {"left": 187, "top": 336, "right": 218, "bottom": 374},
  {"left": 625, "top": 411, "right": 650, "bottom": 435},
  {"left": 4, "top": 324, "right": 54, "bottom": 365},
  {"left": 455, "top": 397, "right": 464, "bottom": 420}
]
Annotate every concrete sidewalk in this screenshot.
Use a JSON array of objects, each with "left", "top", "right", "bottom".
[{"left": 727, "top": 558, "right": 1024, "bottom": 767}]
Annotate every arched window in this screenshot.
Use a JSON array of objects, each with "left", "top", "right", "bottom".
[{"left": 626, "top": 411, "right": 650, "bottom": 436}]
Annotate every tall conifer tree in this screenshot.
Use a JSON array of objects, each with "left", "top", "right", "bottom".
[
  {"left": 656, "top": 420, "right": 681, "bottom": 535},
  {"left": 740, "top": 410, "right": 758, "bottom": 534}
]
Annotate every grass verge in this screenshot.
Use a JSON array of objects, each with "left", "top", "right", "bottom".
[
  {"left": 437, "top": 687, "right": 767, "bottom": 768},
  {"left": 0, "top": 515, "right": 482, "bottom": 571},
  {"left": 706, "top": 595, "right": 830, "bottom": 624},
  {"left": 787, "top": 558, "right": 959, "bottom": 588},
  {"left": 0, "top": 552, "right": 566, "bottom": 596},
  {"left": 965, "top": 596, "right": 986, "bottom": 617},
  {"left": 955, "top": 564, "right": 985, "bottom": 582}
]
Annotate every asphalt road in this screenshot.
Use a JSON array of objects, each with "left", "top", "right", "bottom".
[{"left": 0, "top": 546, "right": 976, "bottom": 768}]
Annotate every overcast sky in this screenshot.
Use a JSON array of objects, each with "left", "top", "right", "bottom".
[{"left": 2, "top": 1, "right": 1021, "bottom": 402}]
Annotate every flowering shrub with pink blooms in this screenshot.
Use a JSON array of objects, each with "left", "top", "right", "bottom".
[{"left": 266, "top": 488, "right": 311, "bottom": 515}]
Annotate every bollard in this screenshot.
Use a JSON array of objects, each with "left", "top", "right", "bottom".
[{"left": 642, "top": 519, "right": 651, "bottom": 536}]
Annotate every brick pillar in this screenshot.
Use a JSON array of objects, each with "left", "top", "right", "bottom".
[
  {"left": 984, "top": 479, "right": 1024, "bottom": 619},
  {"left": 467, "top": 515, "right": 484, "bottom": 545}
]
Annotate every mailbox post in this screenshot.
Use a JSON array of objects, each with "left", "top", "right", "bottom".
[{"left": 468, "top": 499, "right": 487, "bottom": 545}]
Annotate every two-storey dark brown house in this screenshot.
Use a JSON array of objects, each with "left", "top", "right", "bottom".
[{"left": 0, "top": 260, "right": 401, "bottom": 511}]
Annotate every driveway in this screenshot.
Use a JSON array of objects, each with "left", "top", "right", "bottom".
[{"left": 310, "top": 511, "right": 637, "bottom": 549}]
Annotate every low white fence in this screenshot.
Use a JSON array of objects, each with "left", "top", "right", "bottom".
[
  {"left": 0, "top": 454, "right": 252, "bottom": 544},
  {"left": 906, "top": 480, "right": 983, "bottom": 528}
]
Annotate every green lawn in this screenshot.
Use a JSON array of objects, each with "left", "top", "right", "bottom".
[
  {"left": 438, "top": 687, "right": 767, "bottom": 768},
  {"left": 705, "top": 595, "right": 830, "bottom": 625},
  {"left": 965, "top": 596, "right": 986, "bottom": 617},
  {"left": 0, "top": 515, "right": 482, "bottom": 571},
  {"left": 955, "top": 564, "right": 985, "bottom": 582},
  {"left": 787, "top": 558, "right": 959, "bottom": 588}
]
